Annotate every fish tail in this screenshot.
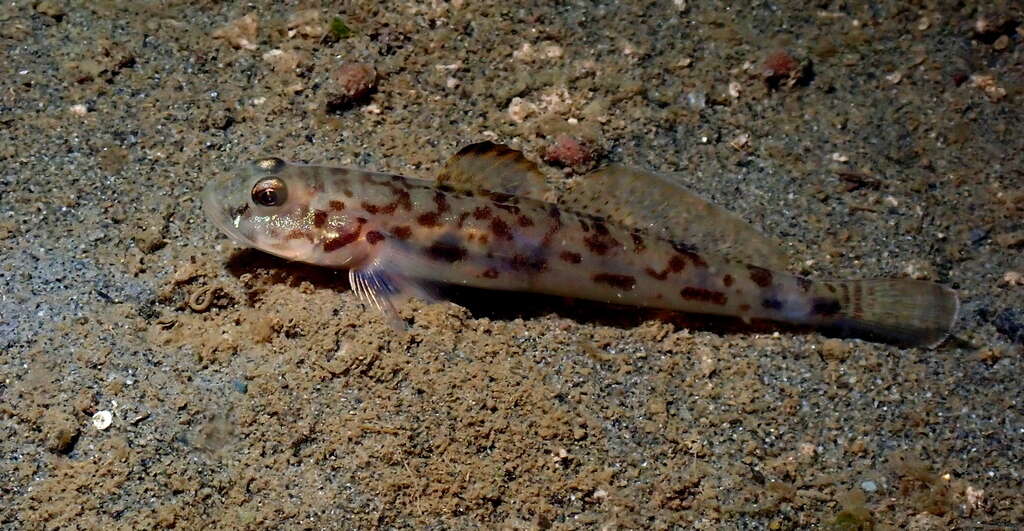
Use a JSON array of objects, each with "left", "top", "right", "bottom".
[{"left": 813, "top": 279, "right": 959, "bottom": 348}]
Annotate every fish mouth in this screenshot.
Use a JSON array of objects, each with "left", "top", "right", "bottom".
[{"left": 202, "top": 173, "right": 257, "bottom": 249}]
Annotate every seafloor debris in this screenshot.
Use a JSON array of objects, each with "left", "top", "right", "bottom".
[
  {"left": 326, "top": 63, "right": 377, "bottom": 113},
  {"left": 211, "top": 14, "right": 258, "bottom": 50},
  {"left": 543, "top": 134, "right": 596, "bottom": 171}
]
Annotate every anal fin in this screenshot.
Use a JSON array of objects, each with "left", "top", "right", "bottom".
[{"left": 438, "top": 141, "right": 552, "bottom": 201}]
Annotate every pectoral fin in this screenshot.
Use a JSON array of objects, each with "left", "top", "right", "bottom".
[{"left": 348, "top": 254, "right": 438, "bottom": 330}]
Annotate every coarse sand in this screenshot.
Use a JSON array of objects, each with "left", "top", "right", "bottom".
[{"left": 1, "top": 1, "right": 1022, "bottom": 528}]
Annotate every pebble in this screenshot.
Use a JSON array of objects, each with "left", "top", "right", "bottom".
[
  {"left": 326, "top": 63, "right": 377, "bottom": 112},
  {"left": 543, "top": 134, "right": 594, "bottom": 170},
  {"left": 860, "top": 480, "right": 878, "bottom": 492},
  {"left": 993, "top": 309, "right": 1023, "bottom": 344},
  {"left": 92, "top": 410, "right": 113, "bottom": 430}
]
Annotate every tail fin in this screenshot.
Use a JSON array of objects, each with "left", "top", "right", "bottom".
[{"left": 817, "top": 279, "right": 959, "bottom": 348}]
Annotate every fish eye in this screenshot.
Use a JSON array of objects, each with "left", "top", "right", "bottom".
[{"left": 252, "top": 178, "right": 287, "bottom": 207}]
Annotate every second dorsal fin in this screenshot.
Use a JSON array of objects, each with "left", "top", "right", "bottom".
[
  {"left": 562, "top": 165, "right": 790, "bottom": 270},
  {"left": 437, "top": 142, "right": 552, "bottom": 201}
]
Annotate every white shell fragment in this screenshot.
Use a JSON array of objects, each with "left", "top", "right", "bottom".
[{"left": 92, "top": 410, "right": 113, "bottom": 430}]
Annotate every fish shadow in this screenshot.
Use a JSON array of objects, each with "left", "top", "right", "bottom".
[{"left": 223, "top": 248, "right": 814, "bottom": 341}]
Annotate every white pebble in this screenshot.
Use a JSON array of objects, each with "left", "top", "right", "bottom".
[
  {"left": 860, "top": 480, "right": 877, "bottom": 492},
  {"left": 92, "top": 410, "right": 113, "bottom": 430}
]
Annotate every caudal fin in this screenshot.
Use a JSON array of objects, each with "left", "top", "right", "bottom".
[{"left": 819, "top": 279, "right": 959, "bottom": 348}]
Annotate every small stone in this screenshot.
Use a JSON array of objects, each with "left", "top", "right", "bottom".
[
  {"left": 43, "top": 410, "right": 79, "bottom": 453},
  {"left": 543, "top": 134, "right": 595, "bottom": 171},
  {"left": 262, "top": 49, "right": 302, "bottom": 74},
  {"left": 34, "top": 1, "right": 65, "bottom": 18},
  {"left": 993, "top": 309, "right": 1024, "bottom": 344},
  {"left": 286, "top": 8, "right": 325, "bottom": 39},
  {"left": 994, "top": 230, "right": 1024, "bottom": 248},
  {"left": 860, "top": 480, "right": 877, "bottom": 492},
  {"left": 762, "top": 49, "right": 808, "bottom": 88},
  {"left": 970, "top": 74, "right": 1007, "bottom": 102},
  {"left": 211, "top": 14, "right": 258, "bottom": 51},
  {"left": 965, "top": 485, "right": 984, "bottom": 510},
  {"left": 1000, "top": 271, "right": 1024, "bottom": 286},
  {"left": 993, "top": 35, "right": 1009, "bottom": 50},
  {"left": 325, "top": 63, "right": 377, "bottom": 113},
  {"left": 968, "top": 227, "right": 989, "bottom": 244},
  {"left": 763, "top": 49, "right": 797, "bottom": 78},
  {"left": 92, "top": 410, "right": 113, "bottom": 430}
]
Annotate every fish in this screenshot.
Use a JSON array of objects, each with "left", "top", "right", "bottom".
[{"left": 203, "top": 142, "right": 959, "bottom": 347}]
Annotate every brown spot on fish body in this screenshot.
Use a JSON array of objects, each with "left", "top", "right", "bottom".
[
  {"left": 365, "top": 231, "right": 385, "bottom": 245},
  {"left": 810, "top": 297, "right": 841, "bottom": 316},
  {"left": 669, "top": 255, "right": 686, "bottom": 273},
  {"left": 631, "top": 232, "right": 646, "bottom": 253},
  {"left": 473, "top": 206, "right": 492, "bottom": 220},
  {"left": 394, "top": 188, "right": 412, "bottom": 211},
  {"left": 482, "top": 268, "right": 500, "bottom": 279},
  {"left": 328, "top": 200, "right": 345, "bottom": 211},
  {"left": 593, "top": 221, "right": 609, "bottom": 236},
  {"left": 560, "top": 251, "right": 582, "bottom": 264},
  {"left": 341, "top": 187, "right": 354, "bottom": 198},
  {"left": 645, "top": 267, "right": 668, "bottom": 281},
  {"left": 680, "top": 250, "right": 707, "bottom": 268},
  {"left": 578, "top": 218, "right": 590, "bottom": 233},
  {"left": 672, "top": 241, "right": 698, "bottom": 254},
  {"left": 426, "top": 240, "right": 467, "bottom": 262},
  {"left": 748, "top": 265, "right": 773, "bottom": 287},
  {"left": 490, "top": 217, "right": 512, "bottom": 241},
  {"left": 739, "top": 304, "right": 751, "bottom": 312},
  {"left": 593, "top": 273, "right": 636, "bottom": 291},
  {"left": 583, "top": 233, "right": 618, "bottom": 256},
  {"left": 487, "top": 191, "right": 516, "bottom": 204},
  {"left": 392, "top": 225, "right": 412, "bottom": 240},
  {"left": 723, "top": 274, "right": 734, "bottom": 287},
  {"left": 312, "top": 210, "right": 328, "bottom": 228},
  {"left": 287, "top": 229, "right": 313, "bottom": 241},
  {"left": 361, "top": 201, "right": 394, "bottom": 215},
  {"left": 494, "top": 203, "right": 521, "bottom": 215},
  {"left": 456, "top": 212, "right": 470, "bottom": 229},
  {"left": 826, "top": 283, "right": 837, "bottom": 293},
  {"left": 681, "top": 287, "right": 727, "bottom": 305},
  {"left": 433, "top": 191, "right": 449, "bottom": 213},
  {"left": 323, "top": 230, "right": 360, "bottom": 252},
  {"left": 417, "top": 211, "right": 440, "bottom": 227},
  {"left": 516, "top": 215, "right": 534, "bottom": 227},
  {"left": 509, "top": 253, "right": 547, "bottom": 272}
]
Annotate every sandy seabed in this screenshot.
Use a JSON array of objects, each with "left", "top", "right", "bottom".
[{"left": 1, "top": 1, "right": 1022, "bottom": 529}]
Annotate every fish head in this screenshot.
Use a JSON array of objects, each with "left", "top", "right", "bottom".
[{"left": 203, "top": 157, "right": 350, "bottom": 264}]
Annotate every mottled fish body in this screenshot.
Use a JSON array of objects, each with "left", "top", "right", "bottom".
[{"left": 204, "top": 143, "right": 959, "bottom": 347}]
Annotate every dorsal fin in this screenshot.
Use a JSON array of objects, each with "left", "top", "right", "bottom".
[
  {"left": 561, "top": 165, "right": 789, "bottom": 270},
  {"left": 437, "top": 142, "right": 552, "bottom": 201}
]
